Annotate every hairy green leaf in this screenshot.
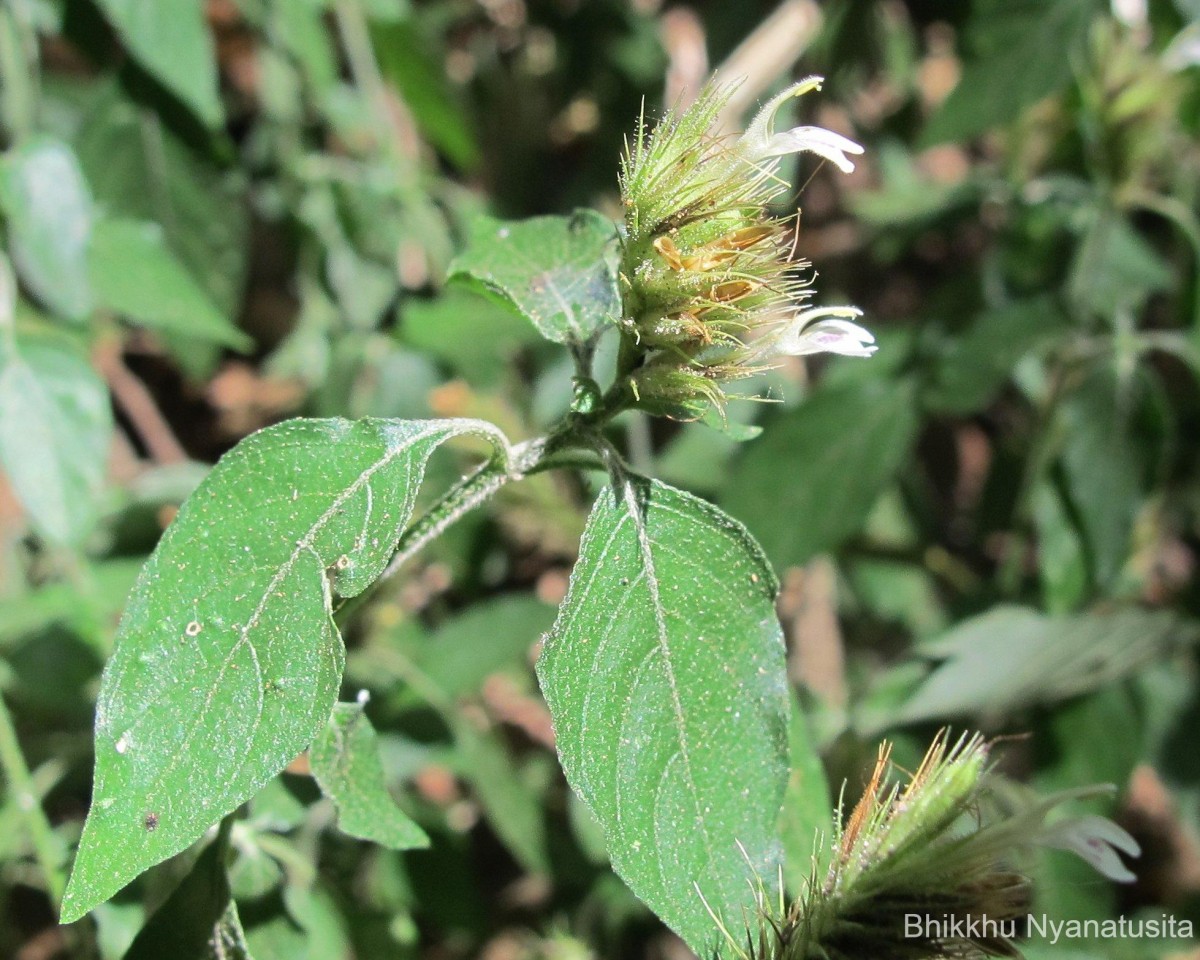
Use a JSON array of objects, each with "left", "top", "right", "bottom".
[
  {"left": 93, "top": 0, "right": 222, "bottom": 126},
  {"left": 0, "top": 138, "right": 93, "bottom": 320},
  {"left": 61, "top": 417, "right": 509, "bottom": 922},
  {"left": 0, "top": 326, "right": 111, "bottom": 544},
  {"left": 723, "top": 380, "right": 918, "bottom": 569},
  {"left": 449, "top": 211, "right": 620, "bottom": 345},
  {"left": 90, "top": 218, "right": 252, "bottom": 351},
  {"left": 310, "top": 701, "right": 429, "bottom": 850},
  {"left": 537, "top": 477, "right": 789, "bottom": 953}
]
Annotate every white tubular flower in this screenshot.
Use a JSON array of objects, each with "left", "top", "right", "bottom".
[
  {"left": 773, "top": 306, "right": 877, "bottom": 358},
  {"left": 738, "top": 75, "right": 865, "bottom": 173},
  {"left": 1040, "top": 814, "right": 1141, "bottom": 884}
]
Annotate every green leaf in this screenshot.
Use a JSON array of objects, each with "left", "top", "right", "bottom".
[
  {"left": 723, "top": 380, "right": 919, "bottom": 570},
  {"left": 449, "top": 211, "right": 621, "bottom": 345},
  {"left": 242, "top": 886, "right": 349, "bottom": 960},
  {"left": 0, "top": 8, "right": 36, "bottom": 140},
  {"left": 1031, "top": 481, "right": 1088, "bottom": 614},
  {"left": 1069, "top": 210, "right": 1174, "bottom": 318},
  {"left": 0, "top": 138, "right": 93, "bottom": 320},
  {"left": 779, "top": 697, "right": 831, "bottom": 895},
  {"left": 348, "top": 594, "right": 554, "bottom": 872},
  {"left": 849, "top": 142, "right": 980, "bottom": 228},
  {"left": 925, "top": 297, "right": 1069, "bottom": 414},
  {"left": 310, "top": 700, "right": 429, "bottom": 850},
  {"left": 920, "top": 0, "right": 1097, "bottom": 145},
  {"left": 93, "top": 0, "right": 222, "bottom": 127},
  {"left": 897, "top": 606, "right": 1196, "bottom": 726},
  {"left": 400, "top": 288, "right": 542, "bottom": 387},
  {"left": 1058, "top": 367, "right": 1155, "bottom": 587},
  {"left": 373, "top": 19, "right": 481, "bottom": 171},
  {"left": 122, "top": 831, "right": 252, "bottom": 960},
  {"left": 74, "top": 84, "right": 247, "bottom": 323},
  {"left": 1031, "top": 685, "right": 1140, "bottom": 922},
  {"left": 272, "top": 0, "right": 338, "bottom": 96},
  {"left": 89, "top": 218, "right": 252, "bottom": 351},
  {"left": 0, "top": 325, "right": 112, "bottom": 544},
  {"left": 0, "top": 559, "right": 140, "bottom": 653},
  {"left": 418, "top": 595, "right": 555, "bottom": 698},
  {"left": 61, "top": 417, "right": 510, "bottom": 922},
  {"left": 452, "top": 720, "right": 550, "bottom": 875},
  {"left": 537, "top": 477, "right": 789, "bottom": 953}
]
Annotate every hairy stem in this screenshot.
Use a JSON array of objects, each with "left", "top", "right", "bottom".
[
  {"left": 382, "top": 458, "right": 515, "bottom": 580},
  {"left": 334, "top": 435, "right": 555, "bottom": 625}
]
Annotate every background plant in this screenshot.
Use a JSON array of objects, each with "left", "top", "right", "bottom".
[{"left": 1, "top": 1, "right": 1198, "bottom": 959}]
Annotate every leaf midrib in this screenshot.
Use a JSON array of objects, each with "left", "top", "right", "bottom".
[
  {"left": 619, "top": 484, "right": 718, "bottom": 892},
  {"left": 133, "top": 422, "right": 451, "bottom": 809}
]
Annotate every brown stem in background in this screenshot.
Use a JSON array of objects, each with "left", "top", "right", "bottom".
[
  {"left": 660, "top": 7, "right": 708, "bottom": 109},
  {"left": 711, "top": 0, "right": 823, "bottom": 134},
  {"left": 95, "top": 340, "right": 188, "bottom": 465},
  {"left": 779, "top": 560, "right": 847, "bottom": 708}
]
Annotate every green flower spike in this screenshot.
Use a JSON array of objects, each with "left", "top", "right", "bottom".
[
  {"left": 710, "top": 730, "right": 1139, "bottom": 960},
  {"left": 616, "top": 77, "right": 872, "bottom": 418}
]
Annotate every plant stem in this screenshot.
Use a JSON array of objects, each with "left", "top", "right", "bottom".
[
  {"left": 380, "top": 459, "right": 515, "bottom": 580},
  {"left": 996, "top": 356, "right": 1072, "bottom": 596},
  {"left": 335, "top": 379, "right": 632, "bottom": 628},
  {"left": 334, "top": 435, "right": 558, "bottom": 625},
  {"left": 0, "top": 693, "right": 65, "bottom": 905},
  {"left": 333, "top": 0, "right": 419, "bottom": 164}
]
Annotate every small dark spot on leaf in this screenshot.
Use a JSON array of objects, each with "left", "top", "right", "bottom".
[{"left": 143, "top": 812, "right": 159, "bottom": 832}]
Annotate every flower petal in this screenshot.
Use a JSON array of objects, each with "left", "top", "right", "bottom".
[
  {"left": 791, "top": 305, "right": 865, "bottom": 328},
  {"left": 759, "top": 126, "right": 866, "bottom": 173},
  {"left": 774, "top": 307, "right": 876, "bottom": 358},
  {"left": 741, "top": 75, "right": 826, "bottom": 152},
  {"left": 1041, "top": 815, "right": 1141, "bottom": 884}
]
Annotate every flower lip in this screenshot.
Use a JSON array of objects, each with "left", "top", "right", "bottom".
[
  {"left": 1040, "top": 814, "right": 1141, "bottom": 884},
  {"left": 737, "top": 75, "right": 865, "bottom": 173},
  {"left": 756, "top": 126, "right": 866, "bottom": 173},
  {"left": 773, "top": 306, "right": 877, "bottom": 358}
]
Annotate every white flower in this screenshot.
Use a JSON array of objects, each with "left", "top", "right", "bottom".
[
  {"left": 1163, "top": 23, "right": 1200, "bottom": 71},
  {"left": 738, "top": 76, "right": 865, "bottom": 174},
  {"left": 772, "top": 306, "right": 877, "bottom": 358},
  {"left": 1111, "top": 0, "right": 1147, "bottom": 29},
  {"left": 1040, "top": 814, "right": 1141, "bottom": 884}
]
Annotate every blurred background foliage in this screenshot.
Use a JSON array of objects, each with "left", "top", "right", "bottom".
[{"left": 1, "top": 0, "right": 1199, "bottom": 957}]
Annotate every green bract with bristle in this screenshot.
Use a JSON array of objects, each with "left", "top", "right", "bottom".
[
  {"left": 614, "top": 80, "right": 874, "bottom": 419},
  {"left": 712, "top": 731, "right": 1141, "bottom": 960},
  {"left": 620, "top": 85, "right": 770, "bottom": 243}
]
